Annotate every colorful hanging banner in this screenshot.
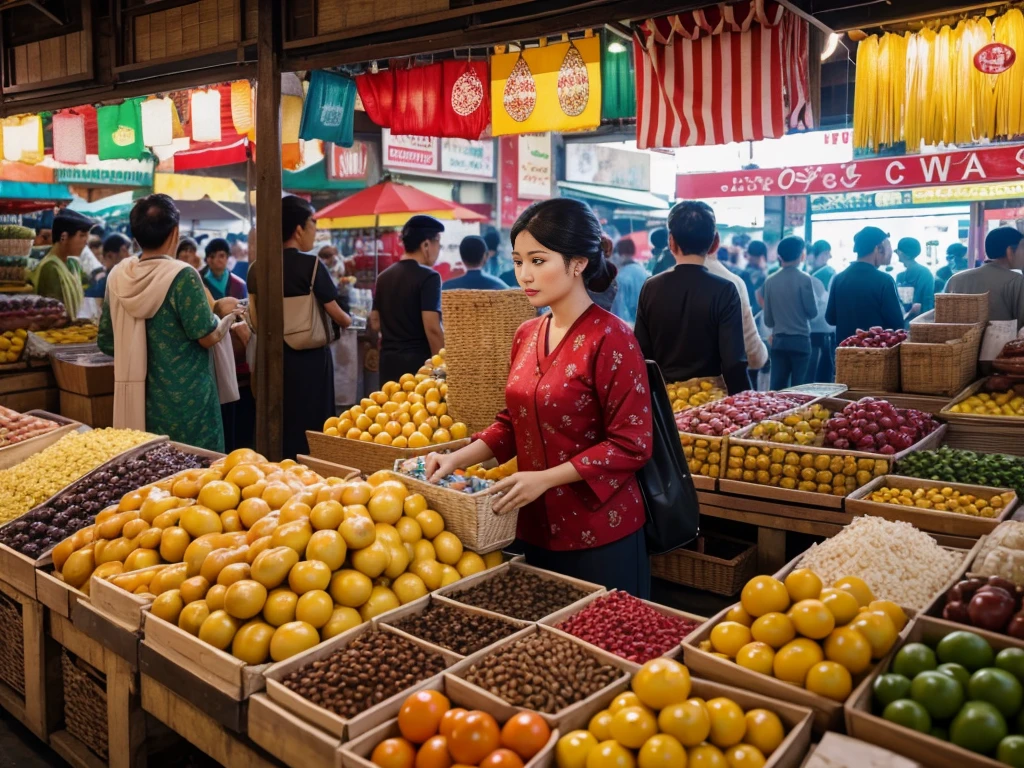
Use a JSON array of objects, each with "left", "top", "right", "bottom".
[
  {"left": 490, "top": 37, "right": 601, "bottom": 136},
  {"left": 355, "top": 69, "right": 395, "bottom": 129},
  {"left": 2, "top": 116, "right": 44, "bottom": 164},
  {"left": 230, "top": 80, "right": 253, "bottom": 136},
  {"left": 190, "top": 89, "right": 222, "bottom": 143},
  {"left": 300, "top": 70, "right": 355, "bottom": 146},
  {"left": 97, "top": 99, "right": 145, "bottom": 160},
  {"left": 141, "top": 97, "right": 174, "bottom": 147},
  {"left": 442, "top": 60, "right": 490, "bottom": 140},
  {"left": 392, "top": 63, "right": 443, "bottom": 137},
  {"left": 53, "top": 157, "right": 155, "bottom": 186}
]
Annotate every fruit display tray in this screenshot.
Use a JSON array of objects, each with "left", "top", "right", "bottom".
[
  {"left": 88, "top": 563, "right": 169, "bottom": 632},
  {"left": 846, "top": 476, "right": 1018, "bottom": 538},
  {"left": 844, "top": 614, "right": 1014, "bottom": 768},
  {"left": 941, "top": 378, "right": 1024, "bottom": 424},
  {"left": 386, "top": 467, "right": 518, "bottom": 554},
  {"left": 0, "top": 409, "right": 81, "bottom": 471},
  {"left": 339, "top": 673, "right": 559, "bottom": 768},
  {"left": 305, "top": 430, "right": 470, "bottom": 476}
]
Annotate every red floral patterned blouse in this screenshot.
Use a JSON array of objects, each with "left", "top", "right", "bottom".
[{"left": 475, "top": 304, "right": 653, "bottom": 551}]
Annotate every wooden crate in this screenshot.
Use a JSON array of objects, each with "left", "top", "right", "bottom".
[
  {"left": 89, "top": 565, "right": 165, "bottom": 633},
  {"left": 60, "top": 391, "right": 113, "bottom": 428},
  {"left": 0, "top": 368, "right": 58, "bottom": 413},
  {"left": 306, "top": 430, "right": 468, "bottom": 476},
  {"left": 295, "top": 454, "right": 360, "bottom": 481},
  {"left": 50, "top": 351, "right": 114, "bottom": 396},
  {"left": 846, "top": 475, "right": 1017, "bottom": 537},
  {"left": 247, "top": 693, "right": 344, "bottom": 768},
  {"left": 845, "top": 615, "right": 1015, "bottom": 768},
  {"left": 844, "top": 390, "right": 951, "bottom": 413},
  {"left": 0, "top": 579, "right": 50, "bottom": 740}
]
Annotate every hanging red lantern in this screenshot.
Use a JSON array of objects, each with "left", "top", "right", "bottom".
[{"left": 975, "top": 42, "right": 1016, "bottom": 74}]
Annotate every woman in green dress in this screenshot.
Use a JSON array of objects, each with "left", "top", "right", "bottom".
[{"left": 98, "top": 194, "right": 241, "bottom": 452}]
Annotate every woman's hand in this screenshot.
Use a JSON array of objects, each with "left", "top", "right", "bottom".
[
  {"left": 486, "top": 471, "right": 553, "bottom": 515},
  {"left": 425, "top": 452, "right": 462, "bottom": 484}
]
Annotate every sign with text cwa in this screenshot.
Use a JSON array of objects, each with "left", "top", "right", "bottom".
[{"left": 676, "top": 143, "right": 1024, "bottom": 199}]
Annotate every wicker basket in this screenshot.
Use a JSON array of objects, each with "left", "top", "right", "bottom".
[
  {"left": 0, "top": 592, "right": 24, "bottom": 694},
  {"left": 835, "top": 344, "right": 901, "bottom": 391},
  {"left": 306, "top": 430, "right": 469, "bottom": 476},
  {"left": 935, "top": 292, "right": 989, "bottom": 324},
  {"left": 62, "top": 651, "right": 108, "bottom": 760},
  {"left": 900, "top": 324, "right": 983, "bottom": 396},
  {"left": 651, "top": 535, "right": 757, "bottom": 596},
  {"left": 909, "top": 310, "right": 979, "bottom": 343},
  {"left": 441, "top": 290, "right": 536, "bottom": 434},
  {"left": 389, "top": 467, "right": 517, "bottom": 553},
  {"left": 0, "top": 239, "right": 33, "bottom": 257}
]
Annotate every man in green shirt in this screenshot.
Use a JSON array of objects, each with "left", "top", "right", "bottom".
[
  {"left": 32, "top": 209, "right": 92, "bottom": 320},
  {"left": 895, "top": 237, "right": 935, "bottom": 326}
]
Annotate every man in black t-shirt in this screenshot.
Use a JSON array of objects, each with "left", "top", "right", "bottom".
[{"left": 371, "top": 215, "right": 445, "bottom": 385}]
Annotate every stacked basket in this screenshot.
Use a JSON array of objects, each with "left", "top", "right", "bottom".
[{"left": 902, "top": 308, "right": 985, "bottom": 396}]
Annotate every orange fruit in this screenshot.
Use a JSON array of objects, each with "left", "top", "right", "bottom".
[
  {"left": 773, "top": 638, "right": 824, "bottom": 685},
  {"left": 741, "top": 576, "right": 790, "bottom": 618},
  {"left": 371, "top": 737, "right": 416, "bottom": 768},
  {"left": 224, "top": 448, "right": 262, "bottom": 471},
  {"left": 398, "top": 690, "right": 451, "bottom": 744},
  {"left": 805, "top": 660, "right": 852, "bottom": 701},
  {"left": 610, "top": 706, "right": 657, "bottom": 749},
  {"left": 632, "top": 658, "right": 691, "bottom": 710},
  {"left": 833, "top": 576, "right": 874, "bottom": 607},
  {"left": 479, "top": 749, "right": 524, "bottom": 768},
  {"left": 784, "top": 568, "right": 823, "bottom": 602},
  {"left": 449, "top": 711, "right": 500, "bottom": 765},
  {"left": 414, "top": 735, "right": 454, "bottom": 768},
  {"left": 198, "top": 480, "right": 241, "bottom": 513},
  {"left": 555, "top": 731, "right": 598, "bottom": 768},
  {"left": 819, "top": 588, "right": 860, "bottom": 625},
  {"left": 743, "top": 709, "right": 784, "bottom": 756},
  {"left": 789, "top": 599, "right": 835, "bottom": 640},
  {"left": 847, "top": 610, "right": 897, "bottom": 659},
  {"left": 823, "top": 627, "right": 872, "bottom": 675},
  {"left": 439, "top": 708, "right": 468, "bottom": 740},
  {"left": 500, "top": 711, "right": 550, "bottom": 760},
  {"left": 225, "top": 464, "right": 265, "bottom": 489},
  {"left": 705, "top": 697, "right": 746, "bottom": 749},
  {"left": 750, "top": 612, "right": 796, "bottom": 649},
  {"left": 710, "top": 622, "right": 752, "bottom": 657}
]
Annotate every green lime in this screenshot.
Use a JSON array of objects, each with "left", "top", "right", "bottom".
[
  {"left": 998, "top": 649, "right": 1024, "bottom": 685},
  {"left": 938, "top": 662, "right": 971, "bottom": 690},
  {"left": 873, "top": 673, "right": 913, "bottom": 711},
  {"left": 999, "top": 735, "right": 1024, "bottom": 768},
  {"left": 970, "top": 668, "right": 1024, "bottom": 718},
  {"left": 911, "top": 670, "right": 964, "bottom": 720},
  {"left": 883, "top": 699, "right": 932, "bottom": 733},
  {"left": 894, "top": 643, "right": 937, "bottom": 679},
  {"left": 937, "top": 631, "right": 995, "bottom": 671},
  {"left": 951, "top": 701, "right": 1008, "bottom": 754}
]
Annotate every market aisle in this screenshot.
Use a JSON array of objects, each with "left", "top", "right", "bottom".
[{"left": 0, "top": 710, "right": 65, "bottom": 768}]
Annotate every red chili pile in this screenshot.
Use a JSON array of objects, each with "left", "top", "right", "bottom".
[{"left": 556, "top": 591, "right": 701, "bottom": 664}]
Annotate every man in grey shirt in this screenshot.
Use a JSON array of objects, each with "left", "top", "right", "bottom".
[
  {"left": 763, "top": 236, "right": 819, "bottom": 388},
  {"left": 946, "top": 226, "right": 1024, "bottom": 331}
]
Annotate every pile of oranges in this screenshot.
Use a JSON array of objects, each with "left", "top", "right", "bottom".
[
  {"left": 370, "top": 689, "right": 551, "bottom": 768},
  {"left": 324, "top": 351, "right": 469, "bottom": 448},
  {"left": 698, "top": 570, "right": 908, "bottom": 702},
  {"left": 555, "top": 658, "right": 789, "bottom": 767}
]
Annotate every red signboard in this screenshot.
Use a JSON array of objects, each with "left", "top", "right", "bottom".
[
  {"left": 677, "top": 143, "right": 1024, "bottom": 199},
  {"left": 975, "top": 42, "right": 1016, "bottom": 74},
  {"left": 327, "top": 142, "right": 369, "bottom": 181}
]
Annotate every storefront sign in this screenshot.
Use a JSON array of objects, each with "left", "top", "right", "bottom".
[
  {"left": 975, "top": 42, "right": 1016, "bottom": 74},
  {"left": 565, "top": 143, "right": 651, "bottom": 191},
  {"left": 985, "top": 207, "right": 1024, "bottom": 221},
  {"left": 517, "top": 133, "right": 551, "bottom": 200},
  {"left": 811, "top": 191, "right": 914, "bottom": 212},
  {"left": 382, "top": 129, "right": 438, "bottom": 172},
  {"left": 677, "top": 143, "right": 1024, "bottom": 198},
  {"left": 440, "top": 139, "right": 495, "bottom": 178},
  {"left": 52, "top": 157, "right": 154, "bottom": 187},
  {"left": 911, "top": 180, "right": 1024, "bottom": 204},
  {"left": 500, "top": 136, "right": 531, "bottom": 228},
  {"left": 327, "top": 142, "right": 370, "bottom": 181}
]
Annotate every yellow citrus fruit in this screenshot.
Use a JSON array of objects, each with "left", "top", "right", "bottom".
[
  {"left": 610, "top": 706, "right": 658, "bottom": 749},
  {"left": 587, "top": 710, "right": 614, "bottom": 741},
  {"left": 632, "top": 658, "right": 691, "bottom": 710},
  {"left": 784, "top": 568, "right": 823, "bottom": 602},
  {"left": 556, "top": 731, "right": 598, "bottom": 768},
  {"left": 637, "top": 734, "right": 686, "bottom": 768},
  {"left": 658, "top": 699, "right": 710, "bottom": 747},
  {"left": 805, "top": 660, "right": 852, "bottom": 701},
  {"left": 404, "top": 493, "right": 428, "bottom": 516},
  {"left": 710, "top": 622, "right": 753, "bottom": 657},
  {"left": 368, "top": 490, "right": 404, "bottom": 524},
  {"left": 198, "top": 481, "right": 241, "bottom": 513},
  {"left": 743, "top": 709, "right": 784, "bottom": 757},
  {"left": 823, "top": 627, "right": 873, "bottom": 675},
  {"left": 847, "top": 611, "right": 897, "bottom": 659},
  {"left": 750, "top": 612, "right": 796, "bottom": 649},
  {"left": 433, "top": 531, "right": 463, "bottom": 565},
  {"left": 586, "top": 740, "right": 636, "bottom": 768},
  {"left": 866, "top": 600, "right": 908, "bottom": 631},
  {"left": 609, "top": 692, "right": 645, "bottom": 714},
  {"left": 740, "top": 576, "right": 790, "bottom": 618},
  {"left": 408, "top": 432, "right": 430, "bottom": 449},
  {"left": 735, "top": 642, "right": 775, "bottom": 676},
  {"left": 725, "top": 604, "right": 754, "bottom": 627},
  {"left": 819, "top": 588, "right": 860, "bottom": 626},
  {"left": 788, "top": 599, "right": 835, "bottom": 640},
  {"left": 341, "top": 482, "right": 373, "bottom": 506},
  {"left": 689, "top": 744, "right": 727, "bottom": 768},
  {"left": 833, "top": 576, "right": 874, "bottom": 607},
  {"left": 773, "top": 638, "right": 824, "bottom": 685},
  {"left": 705, "top": 697, "right": 746, "bottom": 749},
  {"left": 724, "top": 744, "right": 766, "bottom": 768},
  {"left": 416, "top": 509, "right": 445, "bottom": 539}
]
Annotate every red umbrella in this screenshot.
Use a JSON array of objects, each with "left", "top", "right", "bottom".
[{"left": 315, "top": 180, "right": 458, "bottom": 226}]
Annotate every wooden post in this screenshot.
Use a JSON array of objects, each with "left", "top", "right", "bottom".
[{"left": 254, "top": 0, "right": 284, "bottom": 460}]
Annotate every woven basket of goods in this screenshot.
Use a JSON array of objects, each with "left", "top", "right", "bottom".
[
  {"left": 61, "top": 651, "right": 108, "bottom": 761},
  {"left": 835, "top": 328, "right": 905, "bottom": 391},
  {"left": 900, "top": 323, "right": 983, "bottom": 396},
  {"left": 936, "top": 292, "right": 989, "bottom": 324},
  {"left": 0, "top": 226, "right": 35, "bottom": 258},
  {"left": 0, "top": 592, "right": 24, "bottom": 694}
]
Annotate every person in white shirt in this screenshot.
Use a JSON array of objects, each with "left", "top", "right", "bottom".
[{"left": 705, "top": 246, "right": 769, "bottom": 375}]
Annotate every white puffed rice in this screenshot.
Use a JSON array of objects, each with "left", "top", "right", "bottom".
[{"left": 797, "top": 516, "right": 964, "bottom": 610}]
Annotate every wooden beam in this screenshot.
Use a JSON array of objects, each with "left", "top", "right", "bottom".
[{"left": 254, "top": 0, "right": 283, "bottom": 460}]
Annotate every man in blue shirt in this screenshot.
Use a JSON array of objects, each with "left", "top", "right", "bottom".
[
  {"left": 895, "top": 237, "right": 935, "bottom": 326},
  {"left": 825, "top": 226, "right": 905, "bottom": 346},
  {"left": 442, "top": 236, "right": 508, "bottom": 291},
  {"left": 610, "top": 238, "right": 647, "bottom": 324},
  {"left": 84, "top": 234, "right": 131, "bottom": 299}
]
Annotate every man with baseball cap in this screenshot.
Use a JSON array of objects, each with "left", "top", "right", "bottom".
[
  {"left": 895, "top": 237, "right": 935, "bottom": 325},
  {"left": 825, "top": 226, "right": 904, "bottom": 347},
  {"left": 31, "top": 208, "right": 95, "bottom": 321},
  {"left": 946, "top": 226, "right": 1024, "bottom": 330},
  {"left": 371, "top": 214, "right": 446, "bottom": 384}
]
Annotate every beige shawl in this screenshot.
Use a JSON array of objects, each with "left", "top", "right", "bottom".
[{"left": 106, "top": 256, "right": 190, "bottom": 431}]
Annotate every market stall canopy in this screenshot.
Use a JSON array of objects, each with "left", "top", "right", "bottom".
[
  {"left": 175, "top": 198, "right": 247, "bottom": 226},
  {"left": 315, "top": 179, "right": 471, "bottom": 229},
  {"left": 557, "top": 180, "right": 670, "bottom": 210},
  {"left": 0, "top": 181, "right": 73, "bottom": 213},
  {"left": 68, "top": 190, "right": 138, "bottom": 220}
]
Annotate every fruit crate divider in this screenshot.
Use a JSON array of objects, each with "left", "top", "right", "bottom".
[
  {"left": 845, "top": 475, "right": 1018, "bottom": 538},
  {"left": 844, "top": 614, "right": 1011, "bottom": 768},
  {"left": 246, "top": 693, "right": 345, "bottom": 768},
  {"left": 89, "top": 563, "right": 168, "bottom": 633},
  {"left": 262, "top": 620, "right": 464, "bottom": 743}
]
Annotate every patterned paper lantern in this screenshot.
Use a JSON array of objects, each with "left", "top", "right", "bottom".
[
  {"left": 2, "top": 115, "right": 43, "bottom": 163},
  {"left": 230, "top": 80, "right": 253, "bottom": 135},
  {"left": 141, "top": 97, "right": 174, "bottom": 147},
  {"left": 52, "top": 110, "right": 87, "bottom": 164},
  {"left": 190, "top": 88, "right": 222, "bottom": 143}
]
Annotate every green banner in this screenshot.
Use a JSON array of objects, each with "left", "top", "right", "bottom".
[{"left": 54, "top": 160, "right": 154, "bottom": 187}]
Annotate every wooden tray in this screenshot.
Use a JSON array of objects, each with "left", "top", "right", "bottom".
[
  {"left": 846, "top": 475, "right": 1017, "bottom": 537},
  {"left": 263, "top": 621, "right": 464, "bottom": 742},
  {"left": 940, "top": 378, "right": 1024, "bottom": 423},
  {"left": 247, "top": 693, "right": 345, "bottom": 768},
  {"left": 388, "top": 467, "right": 517, "bottom": 554},
  {"left": 295, "top": 454, "right": 360, "bottom": 482},
  {"left": 339, "top": 674, "right": 559, "bottom": 768},
  {"left": 845, "top": 615, "right": 1016, "bottom": 768},
  {"left": 305, "top": 430, "right": 469, "bottom": 476},
  {"left": 0, "top": 410, "right": 80, "bottom": 466}
]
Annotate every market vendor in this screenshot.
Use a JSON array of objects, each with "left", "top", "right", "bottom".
[
  {"left": 825, "top": 226, "right": 905, "bottom": 345},
  {"left": 31, "top": 209, "right": 92, "bottom": 320},
  {"left": 895, "top": 237, "right": 935, "bottom": 325},
  {"left": 425, "top": 199, "right": 653, "bottom": 597},
  {"left": 201, "top": 238, "right": 248, "bottom": 301},
  {"left": 946, "top": 226, "right": 1024, "bottom": 330}
]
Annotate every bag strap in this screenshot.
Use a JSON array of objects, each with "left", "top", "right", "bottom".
[{"left": 310, "top": 256, "right": 320, "bottom": 295}]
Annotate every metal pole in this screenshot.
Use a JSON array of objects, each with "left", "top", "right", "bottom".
[{"left": 254, "top": 0, "right": 284, "bottom": 460}]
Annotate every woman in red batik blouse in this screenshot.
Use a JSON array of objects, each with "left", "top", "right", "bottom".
[{"left": 426, "top": 199, "right": 654, "bottom": 597}]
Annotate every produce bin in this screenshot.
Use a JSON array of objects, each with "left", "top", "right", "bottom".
[
  {"left": 900, "top": 323, "right": 983, "bottom": 396},
  {"left": 49, "top": 349, "right": 114, "bottom": 396},
  {"left": 844, "top": 615, "right": 1015, "bottom": 768},
  {"left": 650, "top": 534, "right": 757, "bottom": 596},
  {"left": 678, "top": 431, "right": 725, "bottom": 490},
  {"left": 305, "top": 430, "right": 469, "bottom": 476},
  {"left": 935, "top": 291, "right": 989, "bottom": 325},
  {"left": 387, "top": 467, "right": 518, "bottom": 553},
  {"left": 247, "top": 693, "right": 349, "bottom": 768},
  {"left": 835, "top": 344, "right": 901, "bottom": 392},
  {"left": 846, "top": 475, "right": 1017, "bottom": 537}
]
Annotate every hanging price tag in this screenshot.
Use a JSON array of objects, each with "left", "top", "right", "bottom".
[{"left": 975, "top": 42, "right": 1017, "bottom": 74}]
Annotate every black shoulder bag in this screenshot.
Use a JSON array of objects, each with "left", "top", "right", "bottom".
[{"left": 638, "top": 360, "right": 700, "bottom": 556}]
